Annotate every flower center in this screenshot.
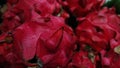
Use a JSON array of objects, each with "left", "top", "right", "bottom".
[{"left": 114, "top": 45, "right": 120, "bottom": 54}]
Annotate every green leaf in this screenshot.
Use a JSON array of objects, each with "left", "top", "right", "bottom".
[{"left": 104, "top": 0, "right": 120, "bottom": 14}]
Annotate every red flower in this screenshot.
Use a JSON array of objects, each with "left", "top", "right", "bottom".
[
  {"left": 1, "top": 11, "right": 21, "bottom": 32},
  {"left": 36, "top": 28, "right": 76, "bottom": 67},
  {"left": 0, "top": 33, "right": 27, "bottom": 68},
  {"left": 8, "top": 0, "right": 61, "bottom": 17},
  {"left": 59, "top": 0, "right": 105, "bottom": 17},
  {"left": 101, "top": 39, "right": 120, "bottom": 67},
  {"left": 76, "top": 7, "right": 120, "bottom": 52},
  {"left": 67, "top": 51, "right": 95, "bottom": 68},
  {"left": 13, "top": 20, "right": 45, "bottom": 61},
  {"left": 37, "top": 29, "right": 76, "bottom": 67},
  {"left": 101, "top": 48, "right": 120, "bottom": 68},
  {"left": 14, "top": 16, "right": 76, "bottom": 68},
  {"left": 34, "top": 0, "right": 61, "bottom": 16},
  {"left": 1, "top": 0, "right": 61, "bottom": 32},
  {"left": 35, "top": 17, "right": 76, "bottom": 67}
]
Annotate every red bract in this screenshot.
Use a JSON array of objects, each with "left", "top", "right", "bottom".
[
  {"left": 59, "top": 0, "right": 105, "bottom": 17},
  {"left": 76, "top": 7, "right": 120, "bottom": 52},
  {"left": 67, "top": 51, "right": 95, "bottom": 68}
]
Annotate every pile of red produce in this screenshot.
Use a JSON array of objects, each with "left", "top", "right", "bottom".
[{"left": 0, "top": 0, "right": 120, "bottom": 68}]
